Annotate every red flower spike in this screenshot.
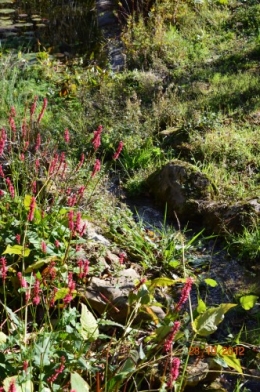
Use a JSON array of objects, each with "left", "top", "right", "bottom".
[
  {"left": 23, "top": 360, "right": 29, "bottom": 373},
  {"left": 0, "top": 165, "right": 5, "bottom": 178},
  {"left": 64, "top": 128, "right": 70, "bottom": 143},
  {"left": 91, "top": 125, "right": 103, "bottom": 151},
  {"left": 0, "top": 257, "right": 7, "bottom": 281},
  {"left": 35, "top": 133, "right": 41, "bottom": 151},
  {"left": 0, "top": 128, "right": 7, "bottom": 156},
  {"left": 163, "top": 321, "right": 181, "bottom": 353},
  {"left": 30, "top": 96, "right": 38, "bottom": 119},
  {"left": 10, "top": 106, "right": 16, "bottom": 117},
  {"left": 32, "top": 277, "right": 41, "bottom": 306},
  {"left": 167, "top": 357, "right": 181, "bottom": 387},
  {"left": 5, "top": 177, "right": 15, "bottom": 198},
  {"left": 41, "top": 241, "right": 47, "bottom": 254},
  {"left": 68, "top": 210, "right": 74, "bottom": 233},
  {"left": 37, "top": 98, "right": 48, "bottom": 124},
  {"left": 91, "top": 159, "right": 101, "bottom": 177},
  {"left": 113, "top": 141, "right": 124, "bottom": 160},
  {"left": 8, "top": 379, "right": 17, "bottom": 392},
  {"left": 175, "top": 277, "right": 194, "bottom": 311},
  {"left": 28, "top": 197, "right": 36, "bottom": 221}
]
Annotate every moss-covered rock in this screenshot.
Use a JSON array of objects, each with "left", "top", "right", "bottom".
[
  {"left": 147, "top": 160, "right": 259, "bottom": 234},
  {"left": 147, "top": 160, "right": 218, "bottom": 219}
]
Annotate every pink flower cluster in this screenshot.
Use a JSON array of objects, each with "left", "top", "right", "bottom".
[
  {"left": 64, "top": 128, "right": 70, "bottom": 143},
  {"left": 47, "top": 356, "right": 66, "bottom": 384},
  {"left": 9, "top": 117, "right": 16, "bottom": 134},
  {"left": 63, "top": 272, "right": 76, "bottom": 304},
  {"left": 32, "top": 276, "right": 42, "bottom": 306},
  {"left": 30, "top": 96, "right": 38, "bottom": 119},
  {"left": 28, "top": 197, "right": 36, "bottom": 221},
  {"left": 0, "top": 165, "right": 5, "bottom": 178},
  {"left": 163, "top": 321, "right": 181, "bottom": 353},
  {"left": 37, "top": 98, "right": 48, "bottom": 124},
  {"left": 49, "top": 287, "right": 58, "bottom": 307},
  {"left": 41, "top": 241, "right": 47, "bottom": 253},
  {"left": 66, "top": 186, "right": 85, "bottom": 207},
  {"left": 167, "top": 357, "right": 181, "bottom": 387},
  {"left": 5, "top": 177, "right": 15, "bottom": 198},
  {"left": 91, "top": 125, "right": 103, "bottom": 150},
  {"left": 75, "top": 153, "right": 85, "bottom": 172},
  {"left": 175, "top": 277, "right": 194, "bottom": 311},
  {"left": 0, "top": 257, "right": 7, "bottom": 281},
  {"left": 17, "top": 272, "right": 30, "bottom": 303},
  {"left": 118, "top": 252, "right": 126, "bottom": 264},
  {"left": 113, "top": 141, "right": 124, "bottom": 160},
  {"left": 0, "top": 128, "right": 7, "bottom": 156},
  {"left": 35, "top": 133, "right": 41, "bottom": 151},
  {"left": 77, "top": 259, "right": 89, "bottom": 279},
  {"left": 91, "top": 159, "right": 101, "bottom": 177},
  {"left": 68, "top": 210, "right": 87, "bottom": 236},
  {"left": 23, "top": 360, "right": 29, "bottom": 373},
  {"left": 7, "top": 379, "right": 16, "bottom": 392}
]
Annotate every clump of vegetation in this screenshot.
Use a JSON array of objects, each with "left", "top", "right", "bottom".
[{"left": 0, "top": 100, "right": 246, "bottom": 391}]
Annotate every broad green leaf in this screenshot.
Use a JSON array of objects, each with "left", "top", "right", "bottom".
[
  {"left": 25, "top": 256, "right": 59, "bottom": 273},
  {"left": 240, "top": 295, "right": 258, "bottom": 310},
  {"left": 204, "top": 278, "right": 218, "bottom": 287},
  {"left": 196, "top": 298, "right": 207, "bottom": 314},
  {"left": 169, "top": 260, "right": 180, "bottom": 268},
  {"left": 119, "top": 357, "right": 136, "bottom": 375},
  {"left": 192, "top": 303, "right": 236, "bottom": 336},
  {"left": 33, "top": 208, "right": 42, "bottom": 224},
  {"left": 149, "top": 277, "right": 183, "bottom": 288},
  {"left": 3, "top": 244, "right": 30, "bottom": 257},
  {"left": 155, "top": 325, "right": 174, "bottom": 341},
  {"left": 70, "top": 372, "right": 90, "bottom": 392},
  {"left": 98, "top": 319, "right": 124, "bottom": 328},
  {"left": 3, "top": 376, "right": 34, "bottom": 392},
  {"left": 216, "top": 345, "right": 243, "bottom": 374},
  {"left": 33, "top": 336, "right": 51, "bottom": 366},
  {"left": 24, "top": 194, "right": 37, "bottom": 209},
  {"left": 0, "top": 331, "right": 7, "bottom": 344},
  {"left": 21, "top": 380, "right": 34, "bottom": 392},
  {"left": 111, "top": 358, "right": 136, "bottom": 385},
  {"left": 2, "top": 304, "right": 22, "bottom": 329},
  {"left": 54, "top": 288, "right": 76, "bottom": 301},
  {"left": 58, "top": 208, "right": 69, "bottom": 216},
  {"left": 79, "top": 303, "right": 99, "bottom": 340}
]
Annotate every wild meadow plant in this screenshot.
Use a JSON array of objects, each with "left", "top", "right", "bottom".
[{"left": 0, "top": 98, "right": 127, "bottom": 391}]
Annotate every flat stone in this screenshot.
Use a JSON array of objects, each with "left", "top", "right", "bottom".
[
  {"left": 83, "top": 221, "right": 110, "bottom": 246},
  {"left": 82, "top": 268, "right": 165, "bottom": 323}
]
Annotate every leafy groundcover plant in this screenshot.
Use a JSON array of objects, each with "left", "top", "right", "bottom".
[{"left": 0, "top": 100, "right": 247, "bottom": 392}]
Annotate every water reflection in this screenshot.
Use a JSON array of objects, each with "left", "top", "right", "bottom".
[{"left": 0, "top": 0, "right": 101, "bottom": 59}]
